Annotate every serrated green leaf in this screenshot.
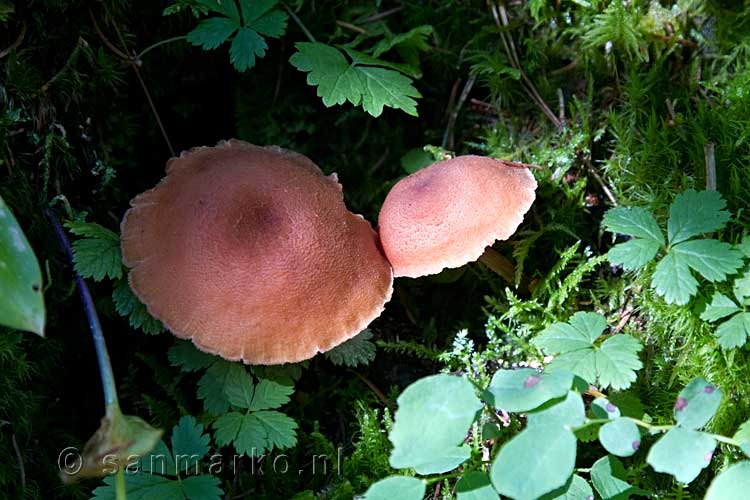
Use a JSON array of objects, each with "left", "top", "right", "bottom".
[
  {"left": 651, "top": 250, "right": 697, "bottom": 305},
  {"left": 290, "top": 42, "right": 421, "bottom": 117},
  {"left": 389, "top": 374, "right": 482, "bottom": 474},
  {"left": 344, "top": 48, "right": 422, "bottom": 79},
  {"left": 647, "top": 427, "right": 716, "bottom": 483},
  {"left": 168, "top": 340, "right": 216, "bottom": 372},
  {"left": 484, "top": 369, "right": 573, "bottom": 412},
  {"left": 540, "top": 474, "right": 594, "bottom": 500},
  {"left": 455, "top": 471, "right": 498, "bottom": 500},
  {"left": 715, "top": 312, "right": 750, "bottom": 349},
  {"left": 599, "top": 418, "right": 641, "bottom": 457},
  {"left": 527, "top": 391, "right": 585, "bottom": 430},
  {"left": 602, "top": 207, "right": 664, "bottom": 244},
  {"left": 198, "top": 0, "right": 240, "bottom": 22},
  {"left": 491, "top": 424, "right": 577, "bottom": 500},
  {"left": 672, "top": 239, "right": 744, "bottom": 282},
  {"left": 224, "top": 366, "right": 255, "bottom": 409},
  {"left": 72, "top": 237, "right": 122, "bottom": 281},
  {"left": 668, "top": 189, "right": 730, "bottom": 244},
  {"left": 324, "top": 329, "right": 376, "bottom": 367},
  {"left": 674, "top": 378, "right": 722, "bottom": 429},
  {"left": 181, "top": 475, "right": 223, "bottom": 500},
  {"left": 533, "top": 313, "right": 642, "bottom": 390},
  {"left": 112, "top": 279, "right": 164, "bottom": 334},
  {"left": 362, "top": 476, "right": 426, "bottom": 500},
  {"left": 701, "top": 292, "right": 742, "bottom": 322},
  {"left": 91, "top": 473, "right": 182, "bottom": 500},
  {"left": 213, "top": 411, "right": 243, "bottom": 447},
  {"left": 234, "top": 413, "right": 267, "bottom": 456},
  {"left": 229, "top": 26, "right": 266, "bottom": 71},
  {"left": 138, "top": 440, "right": 175, "bottom": 475},
  {"left": 249, "top": 378, "right": 293, "bottom": 410},
  {"left": 187, "top": 17, "right": 238, "bottom": 49},
  {"left": 734, "top": 420, "right": 750, "bottom": 457},
  {"left": 65, "top": 220, "right": 120, "bottom": 241},
  {"left": 198, "top": 360, "right": 246, "bottom": 415},
  {"left": 607, "top": 238, "right": 661, "bottom": 271},
  {"left": 0, "top": 196, "right": 45, "bottom": 335},
  {"left": 705, "top": 461, "right": 750, "bottom": 500},
  {"left": 254, "top": 410, "right": 298, "bottom": 449},
  {"left": 591, "top": 398, "right": 621, "bottom": 419},
  {"left": 171, "top": 416, "right": 210, "bottom": 474},
  {"left": 590, "top": 455, "right": 637, "bottom": 500},
  {"left": 247, "top": 8, "right": 287, "bottom": 38}
]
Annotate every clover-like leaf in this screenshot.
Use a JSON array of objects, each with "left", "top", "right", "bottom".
[
  {"left": 646, "top": 427, "right": 716, "bottom": 484},
  {"left": 590, "top": 455, "right": 639, "bottom": 500},
  {"left": 701, "top": 292, "right": 742, "bottom": 322},
  {"left": 602, "top": 207, "right": 664, "bottom": 244},
  {"left": 484, "top": 368, "right": 573, "bottom": 413},
  {"left": 456, "top": 471, "right": 499, "bottom": 500},
  {"left": 362, "top": 476, "right": 426, "bottom": 500},
  {"left": 667, "top": 189, "right": 731, "bottom": 244},
  {"left": 526, "top": 391, "right": 585, "bottom": 430},
  {"left": 389, "top": 374, "right": 482, "bottom": 474},
  {"left": 599, "top": 418, "right": 641, "bottom": 457},
  {"left": 673, "top": 378, "right": 722, "bottom": 429},
  {"left": 540, "top": 474, "right": 594, "bottom": 500}
]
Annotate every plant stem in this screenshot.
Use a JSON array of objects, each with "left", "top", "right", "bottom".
[
  {"left": 282, "top": 2, "right": 316, "bottom": 43},
  {"left": 45, "top": 209, "right": 119, "bottom": 411},
  {"left": 424, "top": 470, "right": 464, "bottom": 485},
  {"left": 135, "top": 36, "right": 187, "bottom": 62},
  {"left": 115, "top": 468, "right": 126, "bottom": 500}
]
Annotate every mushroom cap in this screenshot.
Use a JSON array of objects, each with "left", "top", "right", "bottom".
[
  {"left": 377, "top": 155, "right": 537, "bottom": 278},
  {"left": 121, "top": 140, "right": 393, "bottom": 364}
]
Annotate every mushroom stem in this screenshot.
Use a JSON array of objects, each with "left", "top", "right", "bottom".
[
  {"left": 46, "top": 209, "right": 119, "bottom": 411},
  {"left": 478, "top": 247, "right": 517, "bottom": 285}
]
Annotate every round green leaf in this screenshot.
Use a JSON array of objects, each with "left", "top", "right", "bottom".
[
  {"left": 389, "top": 374, "right": 482, "bottom": 474},
  {"left": 484, "top": 369, "right": 573, "bottom": 412},
  {"left": 590, "top": 455, "right": 637, "bottom": 499},
  {"left": 490, "top": 424, "right": 577, "bottom": 500},
  {"left": 646, "top": 427, "right": 716, "bottom": 484},
  {"left": 705, "top": 461, "right": 750, "bottom": 500},
  {"left": 527, "top": 391, "right": 585, "bottom": 430},
  {"left": 456, "top": 471, "right": 499, "bottom": 500},
  {"left": 362, "top": 476, "right": 426, "bottom": 500},
  {"left": 540, "top": 474, "right": 594, "bottom": 500},
  {"left": 591, "top": 398, "right": 621, "bottom": 419},
  {"left": 0, "top": 196, "right": 45, "bottom": 335},
  {"left": 673, "top": 378, "right": 722, "bottom": 429},
  {"left": 599, "top": 418, "right": 641, "bottom": 457}
]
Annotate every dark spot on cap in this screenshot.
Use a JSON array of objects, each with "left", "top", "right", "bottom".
[{"left": 675, "top": 397, "right": 688, "bottom": 411}]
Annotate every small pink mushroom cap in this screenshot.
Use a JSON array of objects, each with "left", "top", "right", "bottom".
[
  {"left": 121, "top": 140, "right": 393, "bottom": 364},
  {"left": 378, "top": 155, "right": 537, "bottom": 278}
]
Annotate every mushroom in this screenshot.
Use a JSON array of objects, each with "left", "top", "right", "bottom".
[
  {"left": 121, "top": 140, "right": 393, "bottom": 364},
  {"left": 377, "top": 155, "right": 537, "bottom": 278}
]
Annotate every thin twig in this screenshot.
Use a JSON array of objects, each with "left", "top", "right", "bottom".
[
  {"left": 361, "top": 6, "right": 404, "bottom": 24},
  {"left": 335, "top": 20, "right": 368, "bottom": 35},
  {"left": 588, "top": 162, "right": 617, "bottom": 207},
  {"left": 349, "top": 370, "right": 392, "bottom": 409},
  {"left": 135, "top": 35, "right": 187, "bottom": 63},
  {"left": 500, "top": 159, "right": 543, "bottom": 170},
  {"left": 0, "top": 22, "right": 27, "bottom": 59},
  {"left": 11, "top": 431, "right": 26, "bottom": 490},
  {"left": 704, "top": 142, "right": 716, "bottom": 191},
  {"left": 282, "top": 2, "right": 316, "bottom": 42},
  {"left": 442, "top": 75, "right": 475, "bottom": 149},
  {"left": 557, "top": 88, "right": 565, "bottom": 125},
  {"left": 548, "top": 59, "right": 577, "bottom": 76},
  {"left": 37, "top": 38, "right": 87, "bottom": 95}
]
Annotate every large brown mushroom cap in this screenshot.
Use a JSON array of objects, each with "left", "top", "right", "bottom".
[
  {"left": 378, "top": 155, "right": 537, "bottom": 278},
  {"left": 121, "top": 140, "right": 393, "bottom": 364}
]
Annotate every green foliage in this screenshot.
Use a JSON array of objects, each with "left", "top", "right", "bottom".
[
  {"left": 91, "top": 416, "right": 223, "bottom": 500},
  {"left": 290, "top": 42, "right": 421, "bottom": 117},
  {"left": 361, "top": 476, "right": 425, "bottom": 500},
  {"left": 705, "top": 461, "right": 750, "bottom": 500},
  {"left": 604, "top": 190, "right": 744, "bottom": 305},
  {"left": 0, "top": 196, "right": 45, "bottom": 335},
  {"left": 324, "top": 329, "right": 376, "bottom": 368},
  {"left": 533, "top": 312, "right": 643, "bottom": 390},
  {"left": 701, "top": 272, "right": 750, "bottom": 348},
  {"left": 65, "top": 221, "right": 123, "bottom": 281},
  {"left": 184, "top": 0, "right": 288, "bottom": 71}
]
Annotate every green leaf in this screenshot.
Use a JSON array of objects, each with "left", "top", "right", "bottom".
[
  {"left": 389, "top": 374, "right": 482, "bottom": 474},
  {"left": 668, "top": 189, "right": 730, "bottom": 244},
  {"left": 371, "top": 25, "right": 433, "bottom": 60},
  {"left": 705, "top": 461, "right": 750, "bottom": 500},
  {"left": 198, "top": 0, "right": 240, "bottom": 22},
  {"left": 701, "top": 292, "right": 742, "bottom": 322},
  {"left": 249, "top": 378, "right": 293, "bottom": 410},
  {"left": 672, "top": 240, "right": 744, "bottom": 282},
  {"left": 253, "top": 410, "right": 298, "bottom": 449},
  {"left": 71, "top": 237, "right": 122, "bottom": 281},
  {"left": 539, "top": 475, "right": 594, "bottom": 500},
  {"left": 591, "top": 398, "right": 621, "bottom": 419},
  {"left": 112, "top": 279, "right": 164, "bottom": 334},
  {"left": 168, "top": 340, "right": 216, "bottom": 372},
  {"left": 229, "top": 26, "right": 266, "bottom": 71},
  {"left": 197, "top": 360, "right": 247, "bottom": 415},
  {"left": 91, "top": 473, "right": 182, "bottom": 500},
  {"left": 602, "top": 207, "right": 664, "bottom": 244},
  {"left": 400, "top": 148, "right": 434, "bottom": 174},
  {"left": 651, "top": 251, "right": 698, "bottom": 305},
  {"left": 65, "top": 220, "right": 120, "bottom": 241},
  {"left": 171, "top": 416, "right": 210, "bottom": 474},
  {"left": 599, "top": 418, "right": 641, "bottom": 457},
  {"left": 526, "top": 391, "right": 585, "bottom": 430},
  {"left": 344, "top": 47, "right": 422, "bottom": 79},
  {"left": 181, "top": 475, "right": 223, "bottom": 500},
  {"left": 533, "top": 313, "right": 642, "bottom": 390},
  {"left": 734, "top": 420, "right": 750, "bottom": 457},
  {"left": 607, "top": 238, "right": 661, "bottom": 271},
  {"left": 0, "top": 196, "right": 45, "bottom": 335},
  {"left": 673, "top": 378, "right": 722, "bottom": 429},
  {"left": 362, "top": 476, "right": 426, "bottom": 500},
  {"left": 646, "top": 427, "right": 716, "bottom": 483},
  {"left": 290, "top": 42, "right": 421, "bottom": 117},
  {"left": 456, "top": 471, "right": 499, "bottom": 500},
  {"left": 224, "top": 366, "right": 255, "bottom": 409},
  {"left": 715, "top": 312, "right": 750, "bottom": 349},
  {"left": 484, "top": 368, "right": 573, "bottom": 412},
  {"left": 187, "top": 17, "right": 239, "bottom": 50},
  {"left": 324, "top": 329, "right": 376, "bottom": 367},
  {"left": 491, "top": 424, "right": 577, "bottom": 500},
  {"left": 247, "top": 8, "right": 287, "bottom": 38},
  {"left": 590, "top": 455, "right": 638, "bottom": 500},
  {"left": 213, "top": 411, "right": 243, "bottom": 448}
]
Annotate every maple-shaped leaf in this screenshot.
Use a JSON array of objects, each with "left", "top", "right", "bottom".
[
  {"left": 65, "top": 220, "right": 122, "bottom": 281},
  {"left": 533, "top": 312, "right": 643, "bottom": 390}
]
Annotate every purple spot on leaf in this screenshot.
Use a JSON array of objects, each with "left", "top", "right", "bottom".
[
  {"left": 705, "top": 451, "right": 713, "bottom": 462},
  {"left": 705, "top": 385, "right": 715, "bottom": 394},
  {"left": 632, "top": 440, "right": 640, "bottom": 451},
  {"left": 524, "top": 375, "right": 541, "bottom": 388},
  {"left": 674, "top": 397, "right": 688, "bottom": 411},
  {"left": 606, "top": 402, "right": 617, "bottom": 413}
]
